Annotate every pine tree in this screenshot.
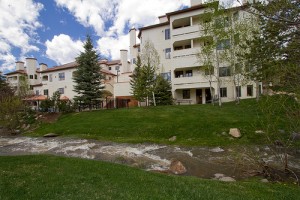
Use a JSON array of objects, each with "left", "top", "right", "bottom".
[
  {"left": 0, "top": 72, "right": 14, "bottom": 101},
  {"left": 130, "top": 55, "right": 145, "bottom": 103},
  {"left": 154, "top": 75, "right": 173, "bottom": 105},
  {"left": 73, "top": 35, "right": 104, "bottom": 110}
]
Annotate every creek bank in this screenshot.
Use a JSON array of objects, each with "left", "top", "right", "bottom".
[{"left": 1, "top": 136, "right": 299, "bottom": 181}]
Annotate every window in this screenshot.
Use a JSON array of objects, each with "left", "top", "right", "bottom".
[
  {"left": 42, "top": 75, "right": 48, "bottom": 81},
  {"left": 58, "top": 72, "right": 65, "bottom": 81},
  {"left": 185, "top": 45, "right": 191, "bottom": 49},
  {"left": 132, "top": 58, "right": 136, "bottom": 64},
  {"left": 49, "top": 74, "right": 53, "bottom": 82},
  {"left": 165, "top": 28, "right": 170, "bottom": 40},
  {"left": 35, "top": 90, "right": 39, "bottom": 95},
  {"left": 108, "top": 67, "right": 112, "bottom": 70},
  {"left": 215, "top": 16, "right": 230, "bottom": 28},
  {"left": 175, "top": 71, "right": 184, "bottom": 78},
  {"left": 58, "top": 88, "right": 64, "bottom": 94},
  {"left": 217, "top": 39, "right": 230, "bottom": 50},
  {"left": 34, "top": 74, "right": 37, "bottom": 79},
  {"left": 205, "top": 67, "right": 214, "bottom": 75},
  {"left": 219, "top": 67, "right": 231, "bottom": 77},
  {"left": 247, "top": 85, "right": 253, "bottom": 96},
  {"left": 183, "top": 90, "right": 190, "bottom": 99},
  {"left": 185, "top": 70, "right": 193, "bottom": 77},
  {"left": 220, "top": 87, "right": 227, "bottom": 97},
  {"left": 161, "top": 72, "right": 171, "bottom": 81},
  {"left": 165, "top": 48, "right": 171, "bottom": 59},
  {"left": 44, "top": 89, "right": 49, "bottom": 96},
  {"left": 236, "top": 86, "right": 241, "bottom": 97},
  {"left": 138, "top": 47, "right": 140, "bottom": 52},
  {"left": 29, "top": 75, "right": 33, "bottom": 79}
]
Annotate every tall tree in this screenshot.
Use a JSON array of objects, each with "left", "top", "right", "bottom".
[
  {"left": 153, "top": 75, "right": 173, "bottom": 105},
  {"left": 0, "top": 72, "right": 14, "bottom": 101},
  {"left": 244, "top": 0, "right": 300, "bottom": 95},
  {"left": 130, "top": 55, "right": 145, "bottom": 104},
  {"left": 73, "top": 35, "right": 104, "bottom": 109}
]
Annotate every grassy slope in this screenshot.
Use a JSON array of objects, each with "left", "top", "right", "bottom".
[
  {"left": 31, "top": 99, "right": 265, "bottom": 146},
  {"left": 0, "top": 155, "right": 299, "bottom": 200}
]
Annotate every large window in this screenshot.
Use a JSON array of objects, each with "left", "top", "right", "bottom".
[
  {"left": 49, "top": 74, "right": 53, "bottom": 82},
  {"left": 44, "top": 89, "right": 49, "bottom": 96},
  {"left": 219, "top": 67, "right": 231, "bottom": 77},
  {"left": 165, "top": 48, "right": 171, "bottom": 59},
  {"left": 220, "top": 87, "right": 227, "bottom": 97},
  {"left": 236, "top": 86, "right": 241, "bottom": 97},
  {"left": 58, "top": 88, "right": 64, "bottom": 94},
  {"left": 42, "top": 75, "right": 48, "bottom": 81},
  {"left": 165, "top": 29, "right": 170, "bottom": 40},
  {"left": 183, "top": 90, "right": 190, "bottom": 99},
  {"left": 34, "top": 74, "right": 37, "bottom": 79},
  {"left": 217, "top": 39, "right": 230, "bottom": 50},
  {"left": 247, "top": 85, "right": 253, "bottom": 96},
  {"left": 185, "top": 70, "right": 193, "bottom": 77},
  {"left": 35, "top": 90, "right": 39, "bottom": 95},
  {"left": 29, "top": 75, "right": 33, "bottom": 79},
  {"left": 58, "top": 72, "right": 65, "bottom": 81},
  {"left": 161, "top": 72, "right": 171, "bottom": 81},
  {"left": 175, "top": 71, "right": 183, "bottom": 78}
]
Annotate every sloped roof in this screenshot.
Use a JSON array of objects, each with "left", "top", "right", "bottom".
[{"left": 5, "top": 70, "right": 27, "bottom": 76}]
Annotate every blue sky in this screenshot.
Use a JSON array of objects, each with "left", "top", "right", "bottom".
[
  {"left": 0, "top": 0, "right": 240, "bottom": 74},
  {"left": 0, "top": 0, "right": 191, "bottom": 73}
]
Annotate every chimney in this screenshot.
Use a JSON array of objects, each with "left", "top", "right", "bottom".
[
  {"left": 16, "top": 61, "right": 25, "bottom": 70},
  {"left": 129, "top": 28, "right": 136, "bottom": 48},
  {"left": 191, "top": 0, "right": 203, "bottom": 6},
  {"left": 25, "top": 58, "right": 38, "bottom": 74},
  {"left": 39, "top": 63, "right": 48, "bottom": 71},
  {"left": 120, "top": 49, "right": 129, "bottom": 73}
]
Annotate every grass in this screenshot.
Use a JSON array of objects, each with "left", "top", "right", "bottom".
[
  {"left": 0, "top": 155, "right": 299, "bottom": 200},
  {"left": 29, "top": 99, "right": 266, "bottom": 146}
]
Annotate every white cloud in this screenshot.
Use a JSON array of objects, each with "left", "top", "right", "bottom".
[
  {"left": 0, "top": 0, "right": 43, "bottom": 72},
  {"left": 45, "top": 34, "right": 84, "bottom": 65},
  {"left": 54, "top": 0, "right": 190, "bottom": 60}
]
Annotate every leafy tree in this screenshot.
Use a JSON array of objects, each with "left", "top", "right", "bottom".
[
  {"left": 153, "top": 75, "right": 173, "bottom": 105},
  {"left": 73, "top": 35, "right": 104, "bottom": 110},
  {"left": 244, "top": 0, "right": 300, "bottom": 95},
  {"left": 18, "top": 75, "right": 31, "bottom": 98}
]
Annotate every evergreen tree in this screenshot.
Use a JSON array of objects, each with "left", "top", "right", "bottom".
[
  {"left": 142, "top": 60, "right": 156, "bottom": 106},
  {"left": 0, "top": 72, "right": 14, "bottom": 101},
  {"left": 73, "top": 35, "right": 104, "bottom": 109},
  {"left": 130, "top": 55, "right": 145, "bottom": 103},
  {"left": 153, "top": 75, "right": 173, "bottom": 105}
]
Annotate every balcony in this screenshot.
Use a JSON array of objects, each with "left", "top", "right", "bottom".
[
  {"left": 172, "top": 75, "right": 213, "bottom": 90},
  {"left": 172, "top": 25, "right": 201, "bottom": 41}
]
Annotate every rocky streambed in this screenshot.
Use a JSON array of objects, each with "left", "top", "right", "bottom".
[{"left": 1, "top": 136, "right": 300, "bottom": 181}]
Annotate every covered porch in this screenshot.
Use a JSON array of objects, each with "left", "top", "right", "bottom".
[{"left": 174, "top": 87, "right": 216, "bottom": 105}]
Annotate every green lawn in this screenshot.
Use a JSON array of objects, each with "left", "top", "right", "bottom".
[
  {"left": 30, "top": 99, "right": 267, "bottom": 146},
  {"left": 0, "top": 155, "right": 299, "bottom": 200}
]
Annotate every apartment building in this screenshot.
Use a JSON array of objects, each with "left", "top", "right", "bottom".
[
  {"left": 115, "top": 0, "right": 261, "bottom": 104},
  {"left": 4, "top": 55, "right": 127, "bottom": 100}
]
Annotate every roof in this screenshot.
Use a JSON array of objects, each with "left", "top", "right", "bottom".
[
  {"left": 39, "top": 60, "right": 119, "bottom": 75},
  {"left": 5, "top": 70, "right": 27, "bottom": 76},
  {"left": 138, "top": 22, "right": 169, "bottom": 38},
  {"left": 24, "top": 95, "right": 47, "bottom": 101},
  {"left": 165, "top": 4, "right": 208, "bottom": 20}
]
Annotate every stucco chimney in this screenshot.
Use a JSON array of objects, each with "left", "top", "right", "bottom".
[
  {"left": 120, "top": 49, "right": 129, "bottom": 73},
  {"left": 191, "top": 0, "right": 203, "bottom": 6},
  {"left": 39, "top": 63, "right": 48, "bottom": 71},
  {"left": 16, "top": 61, "right": 25, "bottom": 70},
  {"left": 129, "top": 28, "right": 136, "bottom": 48}
]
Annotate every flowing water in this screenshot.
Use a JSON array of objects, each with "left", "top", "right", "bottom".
[{"left": 1, "top": 136, "right": 300, "bottom": 180}]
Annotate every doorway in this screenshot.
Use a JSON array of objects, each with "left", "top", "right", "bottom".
[
  {"left": 205, "top": 88, "right": 212, "bottom": 103},
  {"left": 196, "top": 89, "right": 202, "bottom": 104}
]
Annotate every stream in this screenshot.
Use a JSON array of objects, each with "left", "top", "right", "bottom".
[{"left": 1, "top": 136, "right": 300, "bottom": 180}]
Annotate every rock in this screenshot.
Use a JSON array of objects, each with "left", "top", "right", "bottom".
[
  {"left": 169, "top": 136, "right": 177, "bottom": 142},
  {"left": 291, "top": 132, "right": 300, "bottom": 141},
  {"left": 219, "top": 177, "right": 236, "bottom": 182},
  {"left": 43, "top": 133, "right": 59, "bottom": 137},
  {"left": 210, "top": 147, "right": 225, "bottom": 153},
  {"left": 214, "top": 173, "right": 225, "bottom": 179},
  {"left": 14, "top": 130, "right": 21, "bottom": 134},
  {"left": 169, "top": 160, "right": 187, "bottom": 175},
  {"left": 274, "top": 140, "right": 284, "bottom": 146},
  {"left": 255, "top": 130, "right": 264, "bottom": 134},
  {"left": 229, "top": 128, "right": 241, "bottom": 138},
  {"left": 261, "top": 179, "right": 269, "bottom": 183},
  {"left": 24, "top": 124, "right": 30, "bottom": 130}
]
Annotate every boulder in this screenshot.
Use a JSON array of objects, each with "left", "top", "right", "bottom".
[
  {"left": 210, "top": 147, "right": 225, "bottom": 153},
  {"left": 168, "top": 136, "right": 177, "bottom": 142},
  {"left": 43, "top": 133, "right": 59, "bottom": 138},
  {"left": 219, "top": 177, "right": 236, "bottom": 182},
  {"left": 229, "top": 128, "right": 241, "bottom": 138},
  {"left": 169, "top": 160, "right": 187, "bottom": 175},
  {"left": 255, "top": 130, "right": 264, "bottom": 134},
  {"left": 261, "top": 179, "right": 269, "bottom": 183},
  {"left": 214, "top": 173, "right": 225, "bottom": 179}
]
